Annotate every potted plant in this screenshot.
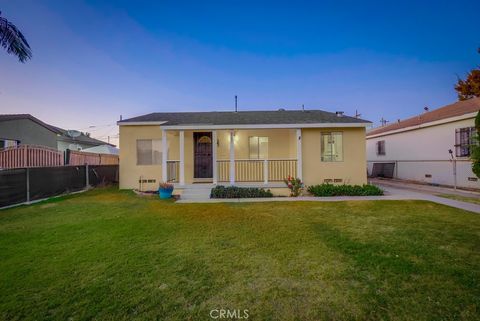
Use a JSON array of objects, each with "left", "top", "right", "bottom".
[
  {"left": 158, "top": 181, "right": 174, "bottom": 199},
  {"left": 284, "top": 176, "right": 303, "bottom": 197}
]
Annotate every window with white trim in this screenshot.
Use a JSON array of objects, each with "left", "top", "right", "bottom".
[
  {"left": 137, "top": 139, "right": 162, "bottom": 165},
  {"left": 321, "top": 132, "right": 343, "bottom": 162},
  {"left": 249, "top": 136, "right": 269, "bottom": 159}
]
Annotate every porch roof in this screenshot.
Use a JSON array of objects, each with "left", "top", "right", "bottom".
[{"left": 118, "top": 110, "right": 371, "bottom": 128}]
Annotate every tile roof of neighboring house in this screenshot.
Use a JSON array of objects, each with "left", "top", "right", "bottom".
[
  {"left": 119, "top": 109, "right": 370, "bottom": 126},
  {"left": 0, "top": 114, "right": 112, "bottom": 146},
  {"left": 367, "top": 97, "right": 480, "bottom": 137}
]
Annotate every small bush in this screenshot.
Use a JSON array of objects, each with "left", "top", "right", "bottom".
[
  {"left": 307, "top": 183, "right": 383, "bottom": 197},
  {"left": 284, "top": 176, "right": 303, "bottom": 197},
  {"left": 210, "top": 186, "right": 273, "bottom": 198}
]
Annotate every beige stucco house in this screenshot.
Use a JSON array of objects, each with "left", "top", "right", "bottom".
[{"left": 118, "top": 109, "right": 371, "bottom": 195}]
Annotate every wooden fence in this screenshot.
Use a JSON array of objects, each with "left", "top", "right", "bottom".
[
  {"left": 0, "top": 145, "right": 118, "bottom": 169},
  {"left": 0, "top": 145, "right": 64, "bottom": 169},
  {"left": 68, "top": 150, "right": 119, "bottom": 166}
]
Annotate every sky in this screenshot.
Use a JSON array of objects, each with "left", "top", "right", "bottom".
[{"left": 0, "top": 0, "right": 479, "bottom": 147}]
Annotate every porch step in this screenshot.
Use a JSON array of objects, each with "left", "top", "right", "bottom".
[{"left": 180, "top": 186, "right": 212, "bottom": 201}]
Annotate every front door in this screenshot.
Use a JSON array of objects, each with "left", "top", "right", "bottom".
[{"left": 194, "top": 132, "right": 213, "bottom": 179}]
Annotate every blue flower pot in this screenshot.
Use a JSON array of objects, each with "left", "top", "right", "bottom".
[{"left": 159, "top": 188, "right": 173, "bottom": 199}]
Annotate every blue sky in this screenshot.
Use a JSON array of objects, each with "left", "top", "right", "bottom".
[{"left": 0, "top": 0, "right": 479, "bottom": 145}]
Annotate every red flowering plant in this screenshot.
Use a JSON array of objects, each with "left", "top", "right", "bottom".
[{"left": 284, "top": 176, "right": 303, "bottom": 197}]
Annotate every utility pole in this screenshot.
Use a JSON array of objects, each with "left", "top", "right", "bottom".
[{"left": 449, "top": 149, "right": 457, "bottom": 190}]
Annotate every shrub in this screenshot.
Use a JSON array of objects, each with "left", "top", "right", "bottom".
[
  {"left": 307, "top": 183, "right": 383, "bottom": 197},
  {"left": 284, "top": 176, "right": 303, "bottom": 197},
  {"left": 210, "top": 186, "right": 273, "bottom": 198}
]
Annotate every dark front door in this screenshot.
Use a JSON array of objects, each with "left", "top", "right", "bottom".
[{"left": 194, "top": 132, "right": 213, "bottom": 179}]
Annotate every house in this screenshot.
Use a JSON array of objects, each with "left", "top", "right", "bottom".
[
  {"left": 117, "top": 109, "right": 371, "bottom": 195},
  {"left": 0, "top": 114, "right": 113, "bottom": 151},
  {"left": 366, "top": 97, "right": 480, "bottom": 189},
  {"left": 82, "top": 144, "right": 119, "bottom": 155}
]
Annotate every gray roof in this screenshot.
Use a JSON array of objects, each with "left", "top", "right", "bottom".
[
  {"left": 119, "top": 110, "right": 370, "bottom": 126},
  {"left": 0, "top": 114, "right": 113, "bottom": 146}
]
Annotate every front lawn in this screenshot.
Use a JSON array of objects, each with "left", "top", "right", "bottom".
[{"left": 0, "top": 188, "right": 479, "bottom": 320}]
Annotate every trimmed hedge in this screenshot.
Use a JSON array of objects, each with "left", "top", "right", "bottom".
[
  {"left": 307, "top": 184, "right": 384, "bottom": 197},
  {"left": 210, "top": 186, "right": 273, "bottom": 198}
]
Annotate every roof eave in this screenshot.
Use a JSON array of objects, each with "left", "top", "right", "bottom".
[
  {"left": 118, "top": 122, "right": 371, "bottom": 129},
  {"left": 367, "top": 112, "right": 477, "bottom": 138}
]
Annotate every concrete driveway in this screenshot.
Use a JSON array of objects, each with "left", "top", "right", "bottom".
[{"left": 371, "top": 178, "right": 480, "bottom": 214}]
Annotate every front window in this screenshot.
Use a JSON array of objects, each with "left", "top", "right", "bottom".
[
  {"left": 137, "top": 139, "right": 162, "bottom": 165},
  {"left": 321, "top": 132, "right": 343, "bottom": 162},
  {"left": 249, "top": 136, "right": 269, "bottom": 159},
  {"left": 455, "top": 127, "right": 476, "bottom": 157}
]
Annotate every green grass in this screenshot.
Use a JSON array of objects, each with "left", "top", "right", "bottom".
[
  {"left": 437, "top": 193, "right": 480, "bottom": 205},
  {"left": 0, "top": 187, "right": 479, "bottom": 321}
]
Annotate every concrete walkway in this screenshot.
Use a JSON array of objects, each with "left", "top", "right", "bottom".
[{"left": 176, "top": 182, "right": 480, "bottom": 214}]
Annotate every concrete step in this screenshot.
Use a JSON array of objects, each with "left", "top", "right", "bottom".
[{"left": 180, "top": 187, "right": 211, "bottom": 200}]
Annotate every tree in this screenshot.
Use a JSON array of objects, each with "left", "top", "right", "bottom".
[
  {"left": 0, "top": 10, "right": 32, "bottom": 62},
  {"left": 455, "top": 48, "right": 480, "bottom": 100},
  {"left": 471, "top": 111, "right": 480, "bottom": 178}
]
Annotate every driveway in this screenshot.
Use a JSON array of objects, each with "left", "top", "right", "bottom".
[{"left": 371, "top": 178, "right": 480, "bottom": 214}]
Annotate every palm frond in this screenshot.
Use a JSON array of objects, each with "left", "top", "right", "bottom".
[{"left": 0, "top": 14, "right": 32, "bottom": 62}]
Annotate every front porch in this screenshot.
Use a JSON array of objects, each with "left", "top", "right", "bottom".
[{"left": 162, "top": 128, "right": 302, "bottom": 186}]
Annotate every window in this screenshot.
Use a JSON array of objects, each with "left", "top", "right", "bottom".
[
  {"left": 137, "top": 139, "right": 162, "bottom": 165},
  {"left": 455, "top": 127, "right": 476, "bottom": 157},
  {"left": 376, "top": 140, "right": 386, "bottom": 156},
  {"left": 249, "top": 136, "right": 269, "bottom": 159},
  {"left": 0, "top": 139, "right": 19, "bottom": 149},
  {"left": 321, "top": 132, "right": 343, "bottom": 162}
]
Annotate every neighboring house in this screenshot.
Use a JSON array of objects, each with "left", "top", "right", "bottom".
[
  {"left": 82, "top": 144, "right": 119, "bottom": 155},
  {"left": 367, "top": 97, "right": 480, "bottom": 189},
  {"left": 117, "top": 109, "right": 371, "bottom": 194},
  {"left": 0, "top": 114, "right": 113, "bottom": 151}
]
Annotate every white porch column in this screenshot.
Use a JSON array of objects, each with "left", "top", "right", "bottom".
[
  {"left": 296, "top": 128, "right": 303, "bottom": 180},
  {"left": 212, "top": 130, "right": 218, "bottom": 184},
  {"left": 229, "top": 130, "right": 235, "bottom": 185},
  {"left": 179, "top": 130, "right": 185, "bottom": 185},
  {"left": 263, "top": 159, "right": 268, "bottom": 185},
  {"left": 162, "top": 129, "right": 168, "bottom": 182}
]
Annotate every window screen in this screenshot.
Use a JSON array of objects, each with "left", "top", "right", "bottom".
[
  {"left": 249, "top": 136, "right": 269, "bottom": 159},
  {"left": 137, "top": 139, "right": 162, "bottom": 165},
  {"left": 321, "top": 132, "right": 343, "bottom": 162}
]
